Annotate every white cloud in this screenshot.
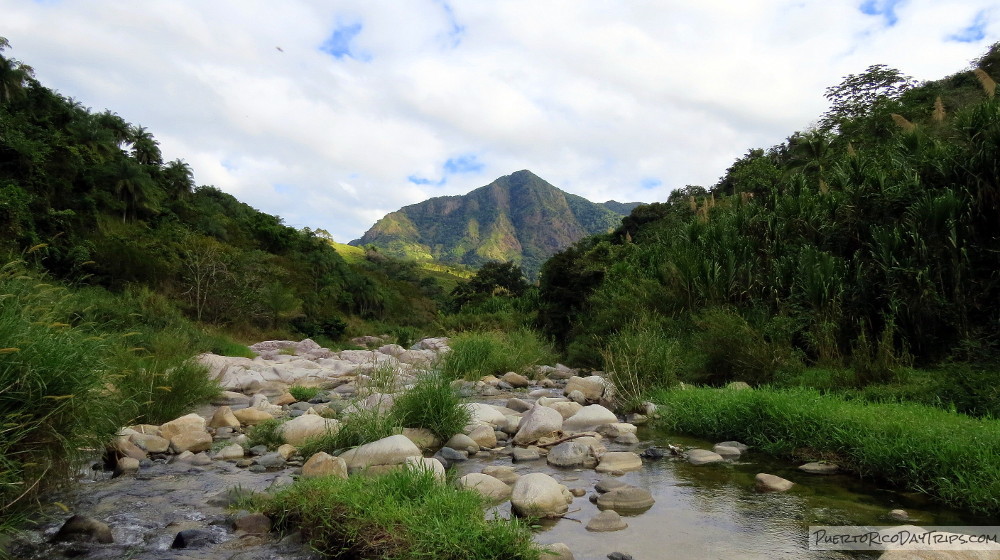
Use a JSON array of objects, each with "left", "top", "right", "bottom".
[{"left": 1, "top": 0, "right": 997, "bottom": 241}]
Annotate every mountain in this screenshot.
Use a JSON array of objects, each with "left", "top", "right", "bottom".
[{"left": 350, "top": 170, "right": 642, "bottom": 277}]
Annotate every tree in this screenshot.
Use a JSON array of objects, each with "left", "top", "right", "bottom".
[
  {"left": 820, "top": 64, "right": 917, "bottom": 132},
  {"left": 450, "top": 260, "right": 529, "bottom": 310},
  {"left": 162, "top": 159, "right": 195, "bottom": 200},
  {"left": 0, "top": 37, "right": 34, "bottom": 106}
]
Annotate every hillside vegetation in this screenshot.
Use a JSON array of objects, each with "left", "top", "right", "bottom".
[
  {"left": 351, "top": 170, "right": 641, "bottom": 277},
  {"left": 538, "top": 43, "right": 1000, "bottom": 415}
]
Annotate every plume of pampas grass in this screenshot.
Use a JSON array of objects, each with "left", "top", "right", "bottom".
[
  {"left": 932, "top": 96, "right": 946, "bottom": 124},
  {"left": 974, "top": 69, "right": 996, "bottom": 98},
  {"left": 891, "top": 113, "right": 916, "bottom": 132}
]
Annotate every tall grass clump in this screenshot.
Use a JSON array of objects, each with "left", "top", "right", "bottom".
[
  {"left": 601, "top": 323, "right": 682, "bottom": 410},
  {"left": 246, "top": 418, "right": 288, "bottom": 450},
  {"left": 652, "top": 385, "right": 1000, "bottom": 515},
  {"left": 441, "top": 328, "right": 556, "bottom": 380},
  {"left": 0, "top": 262, "right": 121, "bottom": 522},
  {"left": 691, "top": 307, "right": 803, "bottom": 386},
  {"left": 391, "top": 371, "right": 470, "bottom": 440},
  {"left": 288, "top": 385, "right": 321, "bottom": 402},
  {"left": 299, "top": 405, "right": 398, "bottom": 457},
  {"left": 253, "top": 468, "right": 541, "bottom": 560}
]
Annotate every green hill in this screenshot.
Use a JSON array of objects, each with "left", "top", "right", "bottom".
[{"left": 351, "top": 170, "right": 642, "bottom": 277}]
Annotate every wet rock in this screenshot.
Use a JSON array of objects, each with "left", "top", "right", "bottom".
[
  {"left": 607, "top": 553, "right": 634, "bottom": 560},
  {"left": 640, "top": 446, "right": 666, "bottom": 460},
  {"left": 547, "top": 441, "right": 595, "bottom": 468},
  {"left": 233, "top": 511, "right": 272, "bottom": 534},
  {"left": 439, "top": 447, "right": 469, "bottom": 462},
  {"left": 506, "top": 398, "right": 532, "bottom": 413},
  {"left": 713, "top": 444, "right": 742, "bottom": 458},
  {"left": 254, "top": 452, "right": 287, "bottom": 470},
  {"left": 616, "top": 432, "right": 640, "bottom": 445},
  {"left": 540, "top": 542, "right": 575, "bottom": 560},
  {"left": 339, "top": 434, "right": 422, "bottom": 472},
  {"left": 513, "top": 405, "right": 563, "bottom": 445},
  {"left": 482, "top": 465, "right": 519, "bottom": 485},
  {"left": 596, "top": 451, "right": 642, "bottom": 473},
  {"left": 511, "top": 473, "right": 573, "bottom": 518},
  {"left": 687, "top": 449, "right": 724, "bottom": 465},
  {"left": 564, "top": 376, "right": 606, "bottom": 401},
  {"left": 458, "top": 473, "right": 512, "bottom": 501},
  {"left": 512, "top": 447, "right": 541, "bottom": 462},
  {"left": 215, "top": 443, "right": 245, "bottom": 461},
  {"left": 562, "top": 404, "right": 618, "bottom": 433},
  {"left": 888, "top": 509, "right": 911, "bottom": 521},
  {"left": 626, "top": 413, "right": 648, "bottom": 425},
  {"left": 302, "top": 452, "right": 347, "bottom": 479},
  {"left": 596, "top": 486, "right": 655, "bottom": 512},
  {"left": 232, "top": 408, "right": 274, "bottom": 426},
  {"left": 716, "top": 440, "right": 749, "bottom": 452},
  {"left": 595, "top": 478, "right": 629, "bottom": 493},
  {"left": 54, "top": 515, "right": 113, "bottom": 543},
  {"left": 586, "top": 510, "right": 628, "bottom": 532},
  {"left": 597, "top": 423, "right": 637, "bottom": 439},
  {"left": 467, "top": 424, "right": 498, "bottom": 449},
  {"left": 799, "top": 462, "right": 839, "bottom": 475},
  {"left": 755, "top": 473, "right": 794, "bottom": 492},
  {"left": 171, "top": 528, "right": 215, "bottom": 549},
  {"left": 446, "top": 433, "right": 480, "bottom": 453}
]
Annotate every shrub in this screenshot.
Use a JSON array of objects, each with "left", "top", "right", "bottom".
[
  {"left": 691, "top": 307, "right": 802, "bottom": 386},
  {"left": 441, "top": 329, "right": 556, "bottom": 381},
  {"left": 246, "top": 418, "right": 287, "bottom": 450},
  {"left": 115, "top": 357, "right": 220, "bottom": 425},
  {"left": 288, "top": 385, "right": 321, "bottom": 402},
  {"left": 253, "top": 468, "right": 540, "bottom": 560},
  {"left": 299, "top": 405, "right": 398, "bottom": 457},
  {"left": 391, "top": 372, "right": 470, "bottom": 440},
  {"left": 601, "top": 324, "right": 682, "bottom": 410}
]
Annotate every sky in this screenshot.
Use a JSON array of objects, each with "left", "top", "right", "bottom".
[{"left": 2, "top": 1, "right": 998, "bottom": 242}]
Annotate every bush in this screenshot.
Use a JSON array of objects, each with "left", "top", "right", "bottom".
[
  {"left": 115, "top": 357, "right": 220, "bottom": 425},
  {"left": 601, "top": 324, "right": 683, "bottom": 410},
  {"left": 652, "top": 385, "right": 1000, "bottom": 515},
  {"left": 391, "top": 372, "right": 470, "bottom": 440},
  {"left": 252, "top": 468, "right": 540, "bottom": 560},
  {"left": 441, "top": 329, "right": 556, "bottom": 381},
  {"left": 691, "top": 307, "right": 802, "bottom": 386},
  {"left": 288, "top": 385, "right": 321, "bottom": 402},
  {"left": 247, "top": 418, "right": 287, "bottom": 450},
  {"left": 299, "top": 405, "right": 398, "bottom": 457}
]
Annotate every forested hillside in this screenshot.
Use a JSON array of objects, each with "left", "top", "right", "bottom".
[
  {"left": 538, "top": 44, "right": 1000, "bottom": 413},
  {"left": 0, "top": 38, "right": 455, "bottom": 340},
  {"left": 352, "top": 170, "right": 641, "bottom": 277}
]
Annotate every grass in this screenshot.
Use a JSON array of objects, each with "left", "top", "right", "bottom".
[
  {"left": 601, "top": 323, "right": 683, "bottom": 410},
  {"left": 300, "top": 406, "right": 399, "bottom": 457},
  {"left": 651, "top": 385, "right": 1000, "bottom": 515},
  {"left": 440, "top": 328, "right": 556, "bottom": 381},
  {"left": 249, "top": 467, "right": 540, "bottom": 560},
  {"left": 289, "top": 385, "right": 321, "bottom": 402},
  {"left": 247, "top": 418, "right": 288, "bottom": 450}
]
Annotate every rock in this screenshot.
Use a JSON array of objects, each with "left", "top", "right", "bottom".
[
  {"left": 547, "top": 401, "right": 583, "bottom": 420},
  {"left": 596, "top": 451, "right": 642, "bottom": 473},
  {"left": 567, "top": 390, "right": 587, "bottom": 405},
  {"left": 438, "top": 447, "right": 469, "bottom": 462},
  {"left": 755, "top": 473, "right": 794, "bottom": 492},
  {"left": 586, "top": 510, "right": 628, "bottom": 532},
  {"left": 608, "top": 553, "right": 634, "bottom": 560},
  {"left": 512, "top": 447, "right": 541, "bottom": 462},
  {"left": 301, "top": 452, "right": 348, "bottom": 479},
  {"left": 404, "top": 456, "right": 446, "bottom": 481},
  {"left": 513, "top": 405, "right": 563, "bottom": 445},
  {"left": 215, "top": 444, "right": 245, "bottom": 461},
  {"left": 130, "top": 432, "right": 170, "bottom": 453},
  {"left": 626, "top": 413, "right": 648, "bottom": 425},
  {"left": 596, "top": 486, "right": 655, "bottom": 512},
  {"left": 687, "top": 449, "right": 725, "bottom": 465},
  {"left": 402, "top": 427, "right": 440, "bottom": 450},
  {"left": 547, "top": 441, "right": 595, "bottom": 468},
  {"left": 501, "top": 371, "right": 531, "bottom": 388},
  {"left": 510, "top": 473, "right": 573, "bottom": 518},
  {"left": 595, "top": 478, "right": 629, "bottom": 493},
  {"left": 159, "top": 413, "right": 206, "bottom": 440},
  {"left": 597, "top": 423, "right": 637, "bottom": 439},
  {"left": 888, "top": 509, "right": 910, "bottom": 521},
  {"left": 725, "top": 381, "right": 752, "bottom": 390},
  {"left": 255, "top": 452, "right": 287, "bottom": 470},
  {"left": 799, "top": 462, "right": 840, "bottom": 475},
  {"left": 640, "top": 447, "right": 666, "bottom": 459},
  {"left": 212, "top": 390, "right": 252, "bottom": 406},
  {"left": 232, "top": 408, "right": 274, "bottom": 426},
  {"left": 506, "top": 398, "right": 532, "bottom": 413},
  {"left": 114, "top": 437, "right": 147, "bottom": 460},
  {"left": 170, "top": 431, "right": 213, "bottom": 454},
  {"left": 467, "top": 424, "right": 497, "bottom": 449},
  {"left": 277, "top": 444, "right": 297, "bottom": 460},
  {"left": 562, "top": 405, "right": 618, "bottom": 433},
  {"left": 616, "top": 433, "right": 639, "bottom": 445},
  {"left": 339, "top": 434, "right": 422, "bottom": 471},
  {"left": 273, "top": 392, "right": 297, "bottom": 406},
  {"left": 564, "top": 376, "right": 606, "bottom": 401},
  {"left": 540, "top": 542, "right": 575, "bottom": 560},
  {"left": 482, "top": 465, "right": 519, "bottom": 485},
  {"left": 446, "top": 433, "right": 480, "bottom": 453},
  {"left": 233, "top": 511, "right": 272, "bottom": 534},
  {"left": 377, "top": 343, "right": 406, "bottom": 356},
  {"left": 171, "top": 528, "right": 215, "bottom": 549},
  {"left": 716, "top": 440, "right": 749, "bottom": 452},
  {"left": 713, "top": 444, "right": 742, "bottom": 458},
  {"left": 278, "top": 414, "right": 340, "bottom": 446},
  {"left": 55, "top": 515, "right": 114, "bottom": 543},
  {"left": 464, "top": 403, "right": 508, "bottom": 426},
  {"left": 458, "top": 473, "right": 512, "bottom": 501}
]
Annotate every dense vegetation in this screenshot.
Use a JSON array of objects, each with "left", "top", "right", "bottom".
[
  {"left": 537, "top": 43, "right": 1000, "bottom": 416},
  {"left": 352, "top": 169, "right": 641, "bottom": 277}
]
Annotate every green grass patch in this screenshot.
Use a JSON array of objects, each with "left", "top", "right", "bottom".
[
  {"left": 391, "top": 372, "right": 470, "bottom": 440},
  {"left": 252, "top": 468, "right": 540, "bottom": 560},
  {"left": 247, "top": 418, "right": 287, "bottom": 450},
  {"left": 288, "top": 385, "right": 321, "bottom": 402},
  {"left": 441, "top": 329, "right": 556, "bottom": 381},
  {"left": 299, "top": 406, "right": 399, "bottom": 457},
  {"left": 651, "top": 385, "right": 1000, "bottom": 515},
  {"left": 601, "top": 323, "right": 683, "bottom": 410}
]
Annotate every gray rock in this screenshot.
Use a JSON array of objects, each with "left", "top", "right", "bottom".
[
  {"left": 716, "top": 440, "right": 749, "bottom": 452},
  {"left": 547, "top": 441, "right": 594, "bottom": 467},
  {"left": 339, "top": 434, "right": 422, "bottom": 471},
  {"left": 586, "top": 510, "right": 628, "bottom": 532},
  {"left": 439, "top": 447, "right": 469, "bottom": 461},
  {"left": 799, "top": 462, "right": 839, "bottom": 475},
  {"left": 254, "top": 452, "right": 287, "bottom": 470},
  {"left": 233, "top": 511, "right": 272, "bottom": 534},
  {"left": 513, "top": 405, "right": 563, "bottom": 445},
  {"left": 755, "top": 473, "right": 794, "bottom": 492},
  {"left": 510, "top": 473, "right": 573, "bottom": 518},
  {"left": 595, "top": 478, "right": 629, "bottom": 493},
  {"left": 171, "top": 529, "right": 216, "bottom": 549},
  {"left": 713, "top": 444, "right": 742, "bottom": 458},
  {"left": 506, "top": 398, "right": 532, "bottom": 413},
  {"left": 687, "top": 449, "right": 724, "bottom": 465},
  {"left": 596, "top": 486, "right": 655, "bottom": 512},
  {"left": 54, "top": 515, "right": 113, "bottom": 544},
  {"left": 512, "top": 447, "right": 541, "bottom": 462},
  {"left": 457, "top": 473, "right": 512, "bottom": 501}
]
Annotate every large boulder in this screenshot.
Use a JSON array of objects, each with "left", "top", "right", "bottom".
[
  {"left": 302, "top": 452, "right": 348, "bottom": 479},
  {"left": 564, "top": 376, "right": 606, "bottom": 401},
  {"left": 339, "top": 435, "right": 422, "bottom": 472},
  {"left": 547, "top": 441, "right": 596, "bottom": 468},
  {"left": 278, "top": 414, "right": 340, "bottom": 446},
  {"left": 159, "top": 413, "right": 206, "bottom": 441},
  {"left": 160, "top": 413, "right": 212, "bottom": 453},
  {"left": 547, "top": 401, "right": 583, "bottom": 420},
  {"left": 687, "top": 449, "right": 725, "bottom": 465},
  {"left": 208, "top": 406, "right": 241, "bottom": 429},
  {"left": 501, "top": 371, "right": 531, "bottom": 388},
  {"left": 404, "top": 457, "right": 446, "bottom": 481},
  {"left": 755, "top": 473, "right": 794, "bottom": 492},
  {"left": 513, "top": 405, "right": 563, "bottom": 445},
  {"left": 464, "top": 403, "right": 508, "bottom": 427},
  {"left": 467, "top": 424, "right": 498, "bottom": 449},
  {"left": 595, "top": 451, "right": 643, "bottom": 473},
  {"left": 510, "top": 473, "right": 573, "bottom": 518},
  {"left": 458, "top": 473, "right": 512, "bottom": 502},
  {"left": 562, "top": 405, "right": 618, "bottom": 433},
  {"left": 596, "top": 486, "right": 655, "bottom": 512},
  {"left": 232, "top": 408, "right": 274, "bottom": 426}
]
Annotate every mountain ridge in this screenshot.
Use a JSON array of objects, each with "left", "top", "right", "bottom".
[{"left": 350, "top": 170, "right": 643, "bottom": 276}]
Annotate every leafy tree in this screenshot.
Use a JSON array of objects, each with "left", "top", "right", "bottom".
[{"left": 820, "top": 64, "right": 917, "bottom": 132}]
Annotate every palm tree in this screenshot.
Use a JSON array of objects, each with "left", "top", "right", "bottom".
[
  {"left": 162, "top": 159, "right": 195, "bottom": 200},
  {"left": 0, "top": 37, "right": 34, "bottom": 106},
  {"left": 787, "top": 130, "right": 834, "bottom": 193},
  {"left": 129, "top": 125, "right": 162, "bottom": 166},
  {"left": 111, "top": 159, "right": 158, "bottom": 222}
]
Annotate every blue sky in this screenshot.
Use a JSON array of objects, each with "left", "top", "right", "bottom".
[{"left": 0, "top": 0, "right": 996, "bottom": 242}]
